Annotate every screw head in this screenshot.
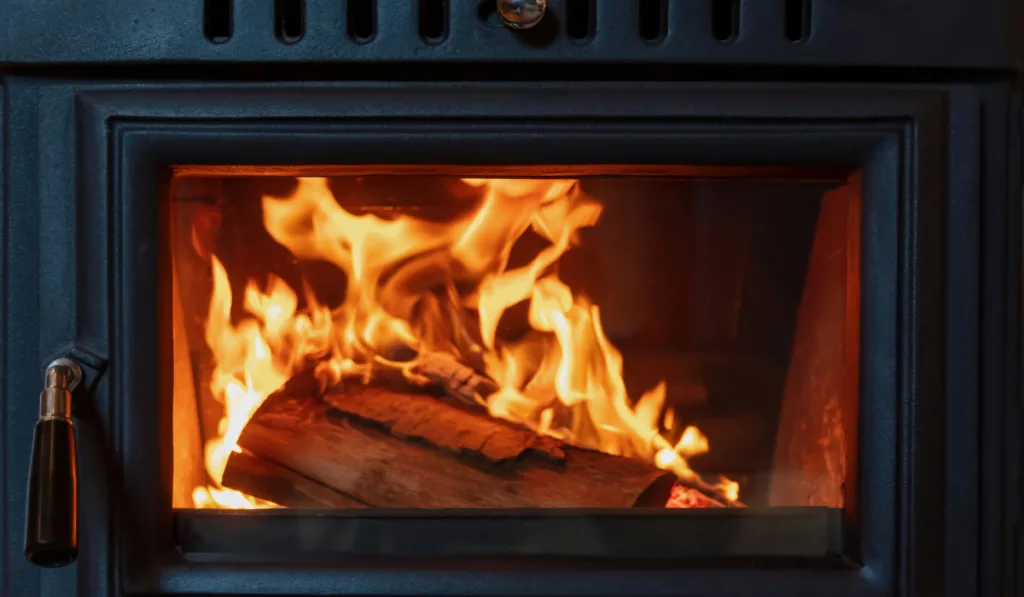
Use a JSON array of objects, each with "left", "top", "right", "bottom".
[{"left": 497, "top": 0, "right": 547, "bottom": 30}]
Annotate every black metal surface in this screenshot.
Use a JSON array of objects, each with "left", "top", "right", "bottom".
[
  {"left": 109, "top": 83, "right": 945, "bottom": 595},
  {"left": 0, "top": 0, "right": 1022, "bottom": 70},
  {"left": 0, "top": 78, "right": 1018, "bottom": 597},
  {"left": 175, "top": 508, "right": 844, "bottom": 560},
  {"left": 976, "top": 82, "right": 1023, "bottom": 597},
  {"left": 24, "top": 418, "right": 78, "bottom": 568}
]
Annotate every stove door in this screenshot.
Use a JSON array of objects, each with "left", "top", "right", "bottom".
[{"left": 0, "top": 80, "right": 1010, "bottom": 597}]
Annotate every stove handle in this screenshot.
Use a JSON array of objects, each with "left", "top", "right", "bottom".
[{"left": 24, "top": 358, "right": 83, "bottom": 568}]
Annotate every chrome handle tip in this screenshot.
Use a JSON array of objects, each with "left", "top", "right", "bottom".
[{"left": 45, "top": 359, "right": 83, "bottom": 393}]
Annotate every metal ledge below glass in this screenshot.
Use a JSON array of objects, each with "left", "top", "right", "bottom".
[{"left": 174, "top": 507, "right": 843, "bottom": 561}]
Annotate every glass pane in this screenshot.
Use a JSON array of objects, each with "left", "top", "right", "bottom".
[{"left": 170, "top": 170, "right": 859, "bottom": 514}]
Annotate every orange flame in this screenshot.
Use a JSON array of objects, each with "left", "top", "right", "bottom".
[{"left": 190, "top": 177, "right": 738, "bottom": 507}]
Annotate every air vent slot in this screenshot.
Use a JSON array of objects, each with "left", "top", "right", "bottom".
[
  {"left": 566, "top": 0, "right": 595, "bottom": 40},
  {"left": 275, "top": 0, "right": 305, "bottom": 43},
  {"left": 203, "top": 0, "right": 232, "bottom": 43},
  {"left": 711, "top": 0, "right": 739, "bottom": 42},
  {"left": 638, "top": 0, "right": 667, "bottom": 41},
  {"left": 348, "top": 0, "right": 376, "bottom": 42},
  {"left": 419, "top": 0, "right": 448, "bottom": 43},
  {"left": 784, "top": 0, "right": 811, "bottom": 42}
]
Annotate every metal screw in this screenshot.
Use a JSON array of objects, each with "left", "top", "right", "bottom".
[{"left": 497, "top": 0, "right": 547, "bottom": 30}]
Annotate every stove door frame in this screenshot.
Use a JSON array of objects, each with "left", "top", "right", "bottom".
[{"left": 0, "top": 80, "right": 1013, "bottom": 597}]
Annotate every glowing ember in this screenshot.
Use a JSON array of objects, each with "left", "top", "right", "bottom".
[
  {"left": 191, "top": 177, "right": 739, "bottom": 508},
  {"left": 665, "top": 484, "right": 724, "bottom": 509}
]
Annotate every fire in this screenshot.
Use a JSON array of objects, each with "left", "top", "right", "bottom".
[{"left": 191, "top": 177, "right": 739, "bottom": 508}]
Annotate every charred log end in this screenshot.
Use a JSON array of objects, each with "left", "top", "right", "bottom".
[
  {"left": 223, "top": 449, "right": 367, "bottom": 509},
  {"left": 633, "top": 473, "right": 677, "bottom": 508}
]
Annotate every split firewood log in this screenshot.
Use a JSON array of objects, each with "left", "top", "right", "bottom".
[{"left": 224, "top": 372, "right": 677, "bottom": 509}]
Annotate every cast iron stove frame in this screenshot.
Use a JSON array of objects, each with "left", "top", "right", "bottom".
[{"left": 0, "top": 80, "right": 1019, "bottom": 597}]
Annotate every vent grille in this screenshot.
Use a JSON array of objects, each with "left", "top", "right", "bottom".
[
  {"left": 784, "top": 0, "right": 811, "bottom": 43},
  {"left": 711, "top": 0, "right": 740, "bottom": 42},
  {"left": 638, "top": 0, "right": 667, "bottom": 42},
  {"left": 566, "top": 0, "right": 595, "bottom": 41},
  {"left": 347, "top": 0, "right": 376, "bottom": 42},
  {"left": 197, "top": 0, "right": 820, "bottom": 48},
  {"left": 203, "top": 0, "right": 232, "bottom": 43},
  {"left": 274, "top": 0, "right": 305, "bottom": 43},
  {"left": 419, "top": 0, "right": 449, "bottom": 43}
]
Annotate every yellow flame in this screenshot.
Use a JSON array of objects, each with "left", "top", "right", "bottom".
[{"left": 190, "top": 177, "right": 737, "bottom": 507}]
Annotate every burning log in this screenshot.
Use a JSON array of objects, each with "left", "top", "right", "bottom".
[
  {"left": 222, "top": 449, "right": 368, "bottom": 509},
  {"left": 224, "top": 373, "right": 677, "bottom": 509}
]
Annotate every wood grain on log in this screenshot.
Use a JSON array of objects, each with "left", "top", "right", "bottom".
[
  {"left": 231, "top": 380, "right": 676, "bottom": 509},
  {"left": 323, "top": 386, "right": 564, "bottom": 463},
  {"left": 413, "top": 351, "right": 498, "bottom": 407},
  {"left": 223, "top": 450, "right": 368, "bottom": 509}
]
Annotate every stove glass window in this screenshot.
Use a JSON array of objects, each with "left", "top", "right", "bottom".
[{"left": 169, "top": 170, "right": 860, "bottom": 514}]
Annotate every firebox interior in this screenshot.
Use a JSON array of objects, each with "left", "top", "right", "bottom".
[{"left": 170, "top": 168, "right": 860, "bottom": 514}]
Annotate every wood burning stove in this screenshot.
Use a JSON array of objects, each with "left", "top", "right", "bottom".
[{"left": 1, "top": 1, "right": 1021, "bottom": 597}]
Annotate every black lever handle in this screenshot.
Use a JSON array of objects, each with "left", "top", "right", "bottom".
[{"left": 24, "top": 358, "right": 82, "bottom": 568}]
